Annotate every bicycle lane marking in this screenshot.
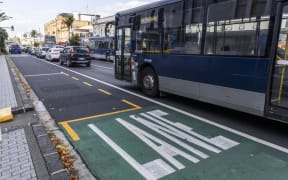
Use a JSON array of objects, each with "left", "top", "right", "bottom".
[{"left": 61, "top": 105, "right": 288, "bottom": 180}]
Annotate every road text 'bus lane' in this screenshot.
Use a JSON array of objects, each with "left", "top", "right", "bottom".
[{"left": 60, "top": 105, "right": 288, "bottom": 180}]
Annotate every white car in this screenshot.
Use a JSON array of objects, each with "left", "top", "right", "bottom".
[
  {"left": 38, "top": 47, "right": 50, "bottom": 58},
  {"left": 45, "top": 48, "right": 63, "bottom": 61}
]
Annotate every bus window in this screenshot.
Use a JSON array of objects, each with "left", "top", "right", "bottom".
[
  {"left": 270, "top": 4, "right": 288, "bottom": 109},
  {"left": 163, "top": 2, "right": 184, "bottom": 54},
  {"left": 136, "top": 9, "right": 161, "bottom": 53},
  {"left": 204, "top": 1, "right": 269, "bottom": 56}
]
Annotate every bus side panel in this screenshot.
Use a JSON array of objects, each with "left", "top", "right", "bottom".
[{"left": 138, "top": 54, "right": 269, "bottom": 115}]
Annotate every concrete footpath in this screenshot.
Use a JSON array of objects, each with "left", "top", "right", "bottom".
[{"left": 0, "top": 55, "right": 71, "bottom": 180}]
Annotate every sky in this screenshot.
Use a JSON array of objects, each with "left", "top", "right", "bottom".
[{"left": 0, "top": 0, "right": 159, "bottom": 36}]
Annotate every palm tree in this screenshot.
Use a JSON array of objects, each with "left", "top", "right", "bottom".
[
  {"left": 63, "top": 15, "right": 75, "bottom": 41},
  {"left": 0, "top": 12, "right": 10, "bottom": 22},
  {"left": 30, "top": 30, "right": 37, "bottom": 46},
  {"left": 0, "top": 28, "right": 8, "bottom": 54}
]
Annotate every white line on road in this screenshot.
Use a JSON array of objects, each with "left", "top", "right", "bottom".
[
  {"left": 24, "top": 72, "right": 64, "bottom": 77},
  {"left": 88, "top": 124, "right": 157, "bottom": 180},
  {"left": 91, "top": 64, "right": 113, "bottom": 70},
  {"left": 34, "top": 58, "right": 288, "bottom": 154}
]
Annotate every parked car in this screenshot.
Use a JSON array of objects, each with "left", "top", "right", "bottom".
[
  {"left": 45, "top": 48, "right": 63, "bottom": 61},
  {"left": 37, "top": 47, "right": 50, "bottom": 58},
  {"left": 30, "top": 47, "right": 37, "bottom": 55},
  {"left": 59, "top": 46, "right": 91, "bottom": 67},
  {"left": 9, "top": 44, "right": 22, "bottom": 54}
]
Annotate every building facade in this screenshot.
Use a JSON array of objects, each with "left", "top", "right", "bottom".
[
  {"left": 44, "top": 13, "right": 93, "bottom": 44},
  {"left": 92, "top": 15, "right": 115, "bottom": 37}
]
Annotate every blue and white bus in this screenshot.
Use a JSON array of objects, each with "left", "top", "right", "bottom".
[
  {"left": 114, "top": 0, "right": 288, "bottom": 122},
  {"left": 87, "top": 36, "right": 115, "bottom": 61}
]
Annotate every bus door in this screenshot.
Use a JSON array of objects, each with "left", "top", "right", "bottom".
[
  {"left": 115, "top": 27, "right": 132, "bottom": 81},
  {"left": 268, "top": 3, "right": 288, "bottom": 121}
]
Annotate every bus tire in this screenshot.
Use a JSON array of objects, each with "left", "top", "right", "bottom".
[{"left": 140, "top": 67, "right": 159, "bottom": 97}]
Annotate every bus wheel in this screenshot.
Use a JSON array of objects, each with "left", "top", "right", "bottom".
[{"left": 140, "top": 67, "right": 159, "bottom": 97}]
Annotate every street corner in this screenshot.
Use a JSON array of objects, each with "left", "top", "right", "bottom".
[{"left": 0, "top": 107, "right": 13, "bottom": 123}]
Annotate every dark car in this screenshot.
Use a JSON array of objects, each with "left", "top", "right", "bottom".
[
  {"left": 59, "top": 46, "right": 91, "bottom": 67},
  {"left": 9, "top": 44, "right": 22, "bottom": 54}
]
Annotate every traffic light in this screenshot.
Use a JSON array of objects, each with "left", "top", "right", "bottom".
[{"left": 11, "top": 25, "right": 14, "bottom": 31}]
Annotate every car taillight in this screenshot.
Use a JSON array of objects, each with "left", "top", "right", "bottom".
[{"left": 70, "top": 49, "right": 74, "bottom": 57}]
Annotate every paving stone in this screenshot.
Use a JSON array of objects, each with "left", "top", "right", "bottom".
[
  {"left": 37, "top": 135, "right": 56, "bottom": 155},
  {"left": 51, "top": 171, "right": 70, "bottom": 180},
  {"left": 44, "top": 153, "right": 64, "bottom": 174},
  {"left": 0, "top": 129, "right": 37, "bottom": 180},
  {"left": 33, "top": 126, "right": 46, "bottom": 136}
]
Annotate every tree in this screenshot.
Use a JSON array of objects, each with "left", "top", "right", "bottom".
[
  {"left": 0, "top": 28, "right": 8, "bottom": 54},
  {"left": 69, "top": 34, "right": 80, "bottom": 46},
  {"left": 30, "top": 30, "right": 38, "bottom": 46},
  {"left": 63, "top": 15, "right": 75, "bottom": 41}
]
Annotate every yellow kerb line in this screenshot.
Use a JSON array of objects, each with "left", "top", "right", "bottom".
[
  {"left": 98, "top": 88, "right": 112, "bottom": 95},
  {"left": 83, "top": 82, "right": 93, "bottom": 87},
  {"left": 58, "top": 99, "right": 141, "bottom": 141},
  {"left": 72, "top": 77, "right": 79, "bottom": 80},
  {"left": 61, "top": 122, "right": 80, "bottom": 141}
]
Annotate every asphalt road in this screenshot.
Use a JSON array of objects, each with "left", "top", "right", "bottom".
[
  {"left": 10, "top": 54, "right": 288, "bottom": 148},
  {"left": 9, "top": 54, "right": 288, "bottom": 180}
]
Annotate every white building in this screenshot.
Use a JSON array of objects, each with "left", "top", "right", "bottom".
[{"left": 92, "top": 15, "right": 115, "bottom": 37}]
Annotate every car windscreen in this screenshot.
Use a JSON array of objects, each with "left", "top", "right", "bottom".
[
  {"left": 73, "top": 47, "right": 89, "bottom": 53},
  {"left": 52, "top": 49, "right": 61, "bottom": 52}
]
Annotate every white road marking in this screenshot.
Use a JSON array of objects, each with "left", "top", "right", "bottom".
[
  {"left": 24, "top": 72, "right": 64, "bottom": 77},
  {"left": 129, "top": 115, "right": 209, "bottom": 158},
  {"left": 140, "top": 112, "right": 221, "bottom": 153},
  {"left": 146, "top": 110, "right": 234, "bottom": 150},
  {"left": 116, "top": 118, "right": 200, "bottom": 166},
  {"left": 91, "top": 64, "right": 113, "bottom": 70},
  {"left": 88, "top": 124, "right": 157, "bottom": 180},
  {"left": 34, "top": 58, "right": 288, "bottom": 154}
]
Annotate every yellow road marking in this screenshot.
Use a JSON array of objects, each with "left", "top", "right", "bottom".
[
  {"left": 61, "top": 122, "right": 80, "bottom": 141},
  {"left": 83, "top": 82, "right": 93, "bottom": 87},
  {"left": 72, "top": 77, "right": 79, "bottom": 80},
  {"left": 63, "top": 73, "right": 70, "bottom": 77},
  {"left": 58, "top": 99, "right": 141, "bottom": 141},
  {"left": 0, "top": 107, "right": 13, "bottom": 122},
  {"left": 98, "top": 88, "right": 112, "bottom": 95}
]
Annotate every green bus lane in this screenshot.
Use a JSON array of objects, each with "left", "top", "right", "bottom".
[{"left": 60, "top": 106, "right": 288, "bottom": 180}]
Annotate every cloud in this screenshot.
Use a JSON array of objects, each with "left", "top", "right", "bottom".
[{"left": 96, "top": 0, "right": 158, "bottom": 17}]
